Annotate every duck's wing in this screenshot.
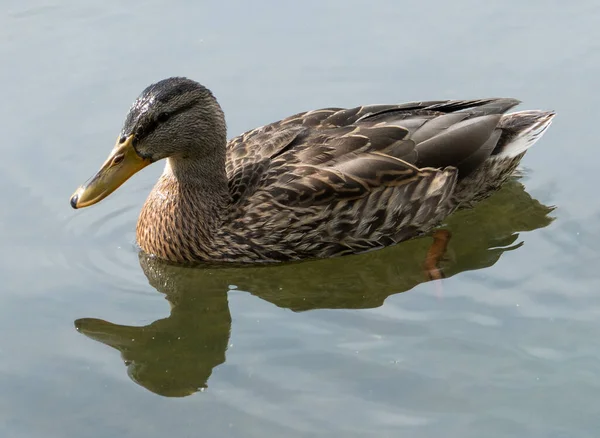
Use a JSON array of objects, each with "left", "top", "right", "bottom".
[{"left": 225, "top": 97, "right": 521, "bottom": 207}]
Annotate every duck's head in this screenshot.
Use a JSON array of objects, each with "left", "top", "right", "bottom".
[{"left": 70, "top": 77, "right": 226, "bottom": 209}]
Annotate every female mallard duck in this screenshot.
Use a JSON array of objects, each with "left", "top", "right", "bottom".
[{"left": 70, "top": 77, "right": 554, "bottom": 264}]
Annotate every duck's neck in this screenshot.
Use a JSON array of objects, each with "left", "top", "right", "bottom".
[{"left": 137, "top": 152, "right": 230, "bottom": 263}]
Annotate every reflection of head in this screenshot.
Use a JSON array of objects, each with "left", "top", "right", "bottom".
[
  {"left": 75, "top": 178, "right": 554, "bottom": 397},
  {"left": 74, "top": 271, "right": 231, "bottom": 398}
]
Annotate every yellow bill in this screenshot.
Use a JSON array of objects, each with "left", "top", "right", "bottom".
[{"left": 70, "top": 135, "right": 151, "bottom": 209}]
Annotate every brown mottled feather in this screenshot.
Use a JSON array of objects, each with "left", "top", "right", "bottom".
[{"left": 135, "top": 93, "right": 554, "bottom": 263}]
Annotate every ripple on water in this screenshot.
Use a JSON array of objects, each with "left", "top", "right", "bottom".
[{"left": 61, "top": 197, "right": 152, "bottom": 296}]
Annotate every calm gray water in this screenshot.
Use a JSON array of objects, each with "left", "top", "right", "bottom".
[{"left": 1, "top": 1, "right": 599, "bottom": 437}]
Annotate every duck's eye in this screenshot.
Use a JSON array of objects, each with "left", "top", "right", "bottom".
[{"left": 157, "top": 112, "right": 170, "bottom": 123}]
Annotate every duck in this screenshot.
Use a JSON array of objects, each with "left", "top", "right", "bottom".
[{"left": 70, "top": 77, "right": 554, "bottom": 264}]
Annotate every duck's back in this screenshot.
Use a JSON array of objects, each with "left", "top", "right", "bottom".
[{"left": 216, "top": 98, "right": 553, "bottom": 262}]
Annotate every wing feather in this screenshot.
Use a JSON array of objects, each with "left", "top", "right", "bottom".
[{"left": 225, "top": 97, "right": 520, "bottom": 209}]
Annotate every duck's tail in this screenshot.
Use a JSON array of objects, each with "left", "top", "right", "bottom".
[
  {"left": 492, "top": 110, "right": 556, "bottom": 159},
  {"left": 451, "top": 109, "right": 555, "bottom": 208}
]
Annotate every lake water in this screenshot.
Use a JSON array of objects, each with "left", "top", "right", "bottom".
[{"left": 2, "top": 1, "right": 600, "bottom": 437}]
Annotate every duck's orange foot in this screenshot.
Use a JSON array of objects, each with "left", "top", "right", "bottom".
[{"left": 423, "top": 229, "right": 451, "bottom": 282}]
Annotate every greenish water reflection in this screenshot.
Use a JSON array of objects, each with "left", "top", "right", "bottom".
[{"left": 75, "top": 178, "right": 554, "bottom": 398}]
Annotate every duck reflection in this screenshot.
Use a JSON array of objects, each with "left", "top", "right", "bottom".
[{"left": 75, "top": 178, "right": 554, "bottom": 397}]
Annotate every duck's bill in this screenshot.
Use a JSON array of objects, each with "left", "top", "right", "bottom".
[{"left": 70, "top": 135, "right": 151, "bottom": 209}]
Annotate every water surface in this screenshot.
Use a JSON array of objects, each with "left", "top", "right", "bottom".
[{"left": 1, "top": 1, "right": 600, "bottom": 437}]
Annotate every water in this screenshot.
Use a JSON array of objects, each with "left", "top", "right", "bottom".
[{"left": 1, "top": 1, "right": 599, "bottom": 437}]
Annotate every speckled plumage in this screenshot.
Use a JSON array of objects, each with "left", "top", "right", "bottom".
[{"left": 126, "top": 79, "right": 555, "bottom": 264}]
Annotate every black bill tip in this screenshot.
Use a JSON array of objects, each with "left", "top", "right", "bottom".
[{"left": 70, "top": 193, "right": 79, "bottom": 209}]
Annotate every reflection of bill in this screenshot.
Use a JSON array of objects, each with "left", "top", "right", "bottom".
[{"left": 75, "top": 178, "right": 554, "bottom": 397}]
